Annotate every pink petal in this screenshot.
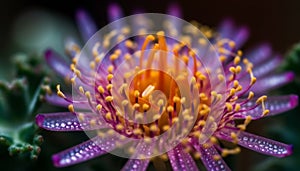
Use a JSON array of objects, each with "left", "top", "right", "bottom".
[
  {"left": 235, "top": 95, "right": 298, "bottom": 120},
  {"left": 52, "top": 135, "right": 119, "bottom": 167},
  {"left": 121, "top": 159, "right": 150, "bottom": 171},
  {"left": 217, "top": 128, "right": 293, "bottom": 158},
  {"left": 167, "top": 144, "right": 199, "bottom": 171},
  {"left": 194, "top": 144, "right": 231, "bottom": 171},
  {"left": 45, "top": 49, "right": 72, "bottom": 78},
  {"left": 36, "top": 112, "right": 109, "bottom": 131}
]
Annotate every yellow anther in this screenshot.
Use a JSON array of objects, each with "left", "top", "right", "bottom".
[
  {"left": 74, "top": 69, "right": 81, "bottom": 77},
  {"left": 234, "top": 56, "right": 240, "bottom": 65},
  {"left": 248, "top": 91, "right": 254, "bottom": 100},
  {"left": 235, "top": 66, "right": 242, "bottom": 73},
  {"left": 106, "top": 84, "right": 113, "bottom": 91},
  {"left": 245, "top": 115, "right": 252, "bottom": 125},
  {"left": 78, "top": 113, "right": 85, "bottom": 122},
  {"left": 230, "top": 132, "right": 238, "bottom": 144},
  {"left": 142, "top": 104, "right": 150, "bottom": 111},
  {"left": 263, "top": 109, "right": 270, "bottom": 116},
  {"left": 124, "top": 53, "right": 132, "bottom": 61},
  {"left": 90, "top": 119, "right": 96, "bottom": 127},
  {"left": 235, "top": 103, "right": 241, "bottom": 112},
  {"left": 167, "top": 106, "right": 174, "bottom": 113},
  {"left": 194, "top": 152, "right": 201, "bottom": 159},
  {"left": 105, "top": 112, "right": 112, "bottom": 120},
  {"left": 162, "top": 125, "right": 170, "bottom": 131},
  {"left": 133, "top": 128, "right": 142, "bottom": 135},
  {"left": 160, "top": 154, "right": 169, "bottom": 161},
  {"left": 105, "top": 96, "right": 113, "bottom": 102},
  {"left": 226, "top": 102, "right": 233, "bottom": 112},
  {"left": 70, "top": 77, "right": 76, "bottom": 85},
  {"left": 96, "top": 104, "right": 102, "bottom": 111},
  {"left": 213, "top": 155, "right": 221, "bottom": 161},
  {"left": 133, "top": 103, "right": 140, "bottom": 110},
  {"left": 236, "top": 85, "right": 243, "bottom": 92},
  {"left": 229, "top": 67, "right": 236, "bottom": 73},
  {"left": 237, "top": 50, "right": 243, "bottom": 56},
  {"left": 97, "top": 86, "right": 105, "bottom": 94},
  {"left": 233, "top": 80, "right": 239, "bottom": 88},
  {"left": 157, "top": 99, "right": 164, "bottom": 106},
  {"left": 250, "top": 76, "right": 257, "bottom": 85},
  {"left": 125, "top": 40, "right": 134, "bottom": 48},
  {"left": 218, "top": 74, "right": 225, "bottom": 81},
  {"left": 134, "top": 90, "right": 140, "bottom": 97},
  {"left": 109, "top": 54, "right": 118, "bottom": 61},
  {"left": 68, "top": 104, "right": 74, "bottom": 113},
  {"left": 198, "top": 120, "right": 206, "bottom": 126},
  {"left": 210, "top": 136, "right": 218, "bottom": 144},
  {"left": 116, "top": 124, "right": 124, "bottom": 131},
  {"left": 180, "top": 97, "right": 186, "bottom": 104},
  {"left": 153, "top": 114, "right": 161, "bottom": 120},
  {"left": 121, "top": 100, "right": 129, "bottom": 106},
  {"left": 107, "top": 65, "right": 114, "bottom": 73},
  {"left": 172, "top": 117, "right": 179, "bottom": 124},
  {"left": 107, "top": 74, "right": 114, "bottom": 81},
  {"left": 150, "top": 124, "right": 159, "bottom": 132},
  {"left": 85, "top": 91, "right": 91, "bottom": 98},
  {"left": 90, "top": 61, "right": 96, "bottom": 70},
  {"left": 256, "top": 95, "right": 267, "bottom": 104},
  {"left": 219, "top": 55, "right": 227, "bottom": 62},
  {"left": 56, "top": 84, "right": 66, "bottom": 98},
  {"left": 173, "top": 96, "right": 181, "bottom": 103},
  {"left": 229, "top": 88, "right": 236, "bottom": 96}
]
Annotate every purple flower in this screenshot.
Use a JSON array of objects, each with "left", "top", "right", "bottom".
[{"left": 36, "top": 3, "right": 297, "bottom": 171}]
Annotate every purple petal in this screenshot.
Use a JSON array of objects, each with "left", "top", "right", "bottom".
[
  {"left": 121, "top": 159, "right": 150, "bottom": 171},
  {"left": 235, "top": 95, "right": 298, "bottom": 120},
  {"left": 167, "top": 145, "right": 199, "bottom": 171},
  {"left": 217, "top": 128, "right": 293, "bottom": 158},
  {"left": 232, "top": 26, "right": 249, "bottom": 49},
  {"left": 52, "top": 134, "right": 121, "bottom": 167},
  {"left": 194, "top": 144, "right": 231, "bottom": 171},
  {"left": 218, "top": 19, "right": 234, "bottom": 39},
  {"left": 108, "top": 3, "right": 123, "bottom": 22},
  {"left": 250, "top": 72, "right": 295, "bottom": 94},
  {"left": 76, "top": 9, "right": 97, "bottom": 42},
  {"left": 36, "top": 112, "right": 109, "bottom": 131},
  {"left": 251, "top": 55, "right": 282, "bottom": 78},
  {"left": 45, "top": 94, "right": 70, "bottom": 107},
  {"left": 167, "top": 3, "right": 182, "bottom": 18},
  {"left": 245, "top": 43, "right": 272, "bottom": 65},
  {"left": 45, "top": 49, "right": 72, "bottom": 78}
]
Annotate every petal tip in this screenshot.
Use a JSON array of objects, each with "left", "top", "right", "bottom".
[
  {"left": 286, "top": 72, "right": 295, "bottom": 81},
  {"left": 52, "top": 154, "right": 62, "bottom": 167},
  {"left": 290, "top": 95, "right": 298, "bottom": 108},
  {"left": 35, "top": 114, "right": 45, "bottom": 128}
]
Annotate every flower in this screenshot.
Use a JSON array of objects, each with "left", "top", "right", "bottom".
[{"left": 36, "top": 3, "right": 298, "bottom": 171}]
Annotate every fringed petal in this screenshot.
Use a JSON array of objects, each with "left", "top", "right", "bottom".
[
  {"left": 121, "top": 159, "right": 150, "bottom": 171},
  {"left": 251, "top": 72, "right": 294, "bottom": 94},
  {"left": 167, "top": 145, "right": 199, "bottom": 171},
  {"left": 194, "top": 144, "right": 231, "bottom": 171},
  {"left": 36, "top": 112, "right": 109, "bottom": 131},
  {"left": 76, "top": 9, "right": 97, "bottom": 42},
  {"left": 45, "top": 49, "right": 72, "bottom": 78},
  {"left": 235, "top": 95, "right": 298, "bottom": 120},
  {"left": 217, "top": 128, "right": 293, "bottom": 157},
  {"left": 52, "top": 134, "right": 121, "bottom": 167}
]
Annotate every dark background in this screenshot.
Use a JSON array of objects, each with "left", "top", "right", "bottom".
[{"left": 1, "top": 0, "right": 300, "bottom": 55}]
